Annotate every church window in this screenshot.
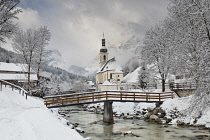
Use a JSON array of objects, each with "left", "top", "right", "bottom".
[{"left": 103, "top": 55, "right": 106, "bottom": 61}]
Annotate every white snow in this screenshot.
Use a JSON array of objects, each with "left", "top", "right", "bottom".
[
  {"left": 112, "top": 102, "right": 155, "bottom": 115},
  {"left": 124, "top": 67, "right": 140, "bottom": 83},
  {"left": 0, "top": 62, "right": 34, "bottom": 72},
  {"left": 87, "top": 101, "right": 155, "bottom": 115},
  {"left": 0, "top": 86, "right": 84, "bottom": 140},
  {"left": 97, "top": 58, "right": 123, "bottom": 74},
  {"left": 101, "top": 80, "right": 114, "bottom": 85},
  {"left": 161, "top": 95, "right": 210, "bottom": 128},
  {"left": 0, "top": 73, "right": 38, "bottom": 81}
]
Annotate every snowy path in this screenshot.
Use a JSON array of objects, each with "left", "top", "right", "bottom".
[{"left": 0, "top": 86, "right": 84, "bottom": 140}]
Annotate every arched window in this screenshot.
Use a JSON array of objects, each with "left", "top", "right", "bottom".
[{"left": 103, "top": 55, "right": 106, "bottom": 61}]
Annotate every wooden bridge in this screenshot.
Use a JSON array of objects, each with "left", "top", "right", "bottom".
[
  {"left": 43, "top": 91, "right": 175, "bottom": 108},
  {"left": 43, "top": 91, "right": 175, "bottom": 123},
  {"left": 169, "top": 83, "right": 196, "bottom": 97}
]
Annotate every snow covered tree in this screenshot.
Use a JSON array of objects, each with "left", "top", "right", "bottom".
[
  {"left": 166, "top": 0, "right": 210, "bottom": 119},
  {"left": 0, "top": 0, "right": 21, "bottom": 43},
  {"left": 12, "top": 29, "right": 40, "bottom": 91},
  {"left": 35, "top": 26, "right": 51, "bottom": 86},
  {"left": 72, "top": 79, "right": 89, "bottom": 92},
  {"left": 168, "top": 0, "right": 210, "bottom": 88},
  {"left": 141, "top": 23, "right": 177, "bottom": 92},
  {"left": 138, "top": 63, "right": 149, "bottom": 89}
]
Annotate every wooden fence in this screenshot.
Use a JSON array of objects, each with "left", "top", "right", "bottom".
[{"left": 0, "top": 80, "right": 28, "bottom": 99}]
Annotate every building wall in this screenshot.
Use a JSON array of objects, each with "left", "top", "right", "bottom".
[
  {"left": 98, "top": 84, "right": 134, "bottom": 91},
  {"left": 99, "top": 52, "right": 108, "bottom": 67},
  {"left": 96, "top": 70, "right": 123, "bottom": 86}
]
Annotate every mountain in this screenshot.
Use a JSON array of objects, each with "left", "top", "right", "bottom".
[
  {"left": 68, "top": 65, "right": 88, "bottom": 76},
  {"left": 0, "top": 47, "right": 21, "bottom": 63},
  {"left": 68, "top": 57, "right": 99, "bottom": 77},
  {"left": 48, "top": 49, "right": 68, "bottom": 71},
  {"left": 73, "top": 35, "right": 142, "bottom": 78},
  {"left": 107, "top": 35, "right": 142, "bottom": 66}
]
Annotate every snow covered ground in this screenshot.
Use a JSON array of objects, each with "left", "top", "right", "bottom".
[
  {"left": 161, "top": 96, "right": 210, "bottom": 128},
  {"left": 0, "top": 86, "right": 84, "bottom": 140}
]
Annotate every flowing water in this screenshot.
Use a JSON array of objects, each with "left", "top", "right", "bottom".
[{"left": 60, "top": 106, "right": 210, "bottom": 140}]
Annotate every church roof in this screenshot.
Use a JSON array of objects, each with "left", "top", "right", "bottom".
[{"left": 97, "top": 58, "right": 123, "bottom": 74}]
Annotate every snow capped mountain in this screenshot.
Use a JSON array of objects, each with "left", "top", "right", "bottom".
[
  {"left": 107, "top": 35, "right": 142, "bottom": 66},
  {"left": 68, "top": 57, "right": 99, "bottom": 77},
  {"left": 48, "top": 49, "right": 68, "bottom": 71}
]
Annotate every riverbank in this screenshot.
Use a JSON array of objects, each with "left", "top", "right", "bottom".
[
  {"left": 0, "top": 86, "right": 84, "bottom": 140},
  {"left": 162, "top": 95, "right": 210, "bottom": 128},
  {"left": 60, "top": 105, "right": 210, "bottom": 140}
]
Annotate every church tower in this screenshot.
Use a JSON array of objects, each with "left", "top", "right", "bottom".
[{"left": 99, "top": 33, "right": 108, "bottom": 67}]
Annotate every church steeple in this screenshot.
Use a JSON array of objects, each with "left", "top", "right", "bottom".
[
  {"left": 100, "top": 33, "right": 107, "bottom": 53},
  {"left": 99, "top": 33, "right": 108, "bottom": 67}
]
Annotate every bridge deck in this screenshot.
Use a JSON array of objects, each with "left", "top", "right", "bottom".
[{"left": 43, "top": 91, "right": 175, "bottom": 108}]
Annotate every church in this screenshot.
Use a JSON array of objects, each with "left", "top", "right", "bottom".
[{"left": 96, "top": 35, "right": 126, "bottom": 91}]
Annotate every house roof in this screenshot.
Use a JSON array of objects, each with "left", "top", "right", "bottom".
[
  {"left": 0, "top": 62, "right": 37, "bottom": 81},
  {"left": 97, "top": 58, "right": 123, "bottom": 74},
  {"left": 0, "top": 73, "right": 38, "bottom": 81},
  {"left": 0, "top": 62, "right": 35, "bottom": 73}
]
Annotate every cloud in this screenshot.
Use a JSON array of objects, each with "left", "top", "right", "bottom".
[
  {"left": 9, "top": 0, "right": 169, "bottom": 68},
  {"left": 17, "top": 8, "right": 43, "bottom": 29}
]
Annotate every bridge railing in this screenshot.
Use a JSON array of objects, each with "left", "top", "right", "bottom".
[
  {"left": 170, "top": 83, "right": 197, "bottom": 90},
  {"left": 43, "top": 91, "right": 175, "bottom": 107},
  {"left": 0, "top": 80, "right": 28, "bottom": 99}
]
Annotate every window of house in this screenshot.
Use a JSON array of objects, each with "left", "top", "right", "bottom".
[
  {"left": 103, "top": 55, "right": 106, "bottom": 61},
  {"left": 110, "top": 73, "right": 113, "bottom": 79}
]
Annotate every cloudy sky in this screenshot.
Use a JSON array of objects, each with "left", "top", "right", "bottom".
[{"left": 6, "top": 0, "right": 169, "bottom": 68}]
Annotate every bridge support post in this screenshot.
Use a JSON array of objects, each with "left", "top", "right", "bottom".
[{"left": 103, "top": 101, "right": 114, "bottom": 124}]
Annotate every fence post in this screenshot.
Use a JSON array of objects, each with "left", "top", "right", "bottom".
[
  {"left": 106, "top": 91, "right": 108, "bottom": 100},
  {"left": 146, "top": 93, "right": 148, "bottom": 102},
  {"left": 0, "top": 83, "right": 2, "bottom": 91},
  {"left": 134, "top": 93, "right": 135, "bottom": 101},
  {"left": 120, "top": 92, "right": 122, "bottom": 101},
  {"left": 77, "top": 96, "right": 79, "bottom": 104},
  {"left": 159, "top": 93, "right": 161, "bottom": 101},
  {"left": 92, "top": 93, "right": 94, "bottom": 102}
]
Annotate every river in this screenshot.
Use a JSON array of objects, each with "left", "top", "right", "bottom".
[{"left": 60, "top": 106, "right": 210, "bottom": 140}]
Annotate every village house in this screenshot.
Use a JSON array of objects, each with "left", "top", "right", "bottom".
[{"left": 0, "top": 62, "right": 38, "bottom": 88}]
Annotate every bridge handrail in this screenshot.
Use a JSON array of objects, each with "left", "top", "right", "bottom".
[
  {"left": 0, "top": 79, "right": 28, "bottom": 99},
  {"left": 43, "top": 90, "right": 174, "bottom": 100},
  {"left": 44, "top": 90, "right": 175, "bottom": 107},
  {"left": 170, "top": 82, "right": 197, "bottom": 89}
]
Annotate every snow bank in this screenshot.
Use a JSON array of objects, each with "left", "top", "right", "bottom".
[
  {"left": 87, "top": 102, "right": 155, "bottom": 115},
  {"left": 113, "top": 102, "right": 155, "bottom": 115},
  {"left": 161, "top": 95, "right": 210, "bottom": 128},
  {"left": 124, "top": 67, "right": 140, "bottom": 83},
  {"left": 0, "top": 86, "right": 84, "bottom": 140}
]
